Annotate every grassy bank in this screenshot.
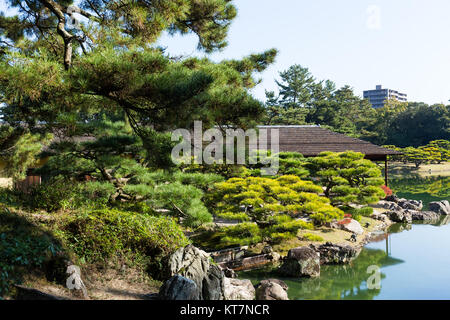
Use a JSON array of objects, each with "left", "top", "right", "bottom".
[
  {"left": 389, "top": 162, "right": 450, "bottom": 177},
  {"left": 0, "top": 206, "right": 187, "bottom": 300}
]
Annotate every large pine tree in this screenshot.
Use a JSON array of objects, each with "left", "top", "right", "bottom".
[{"left": 0, "top": 0, "right": 277, "bottom": 178}]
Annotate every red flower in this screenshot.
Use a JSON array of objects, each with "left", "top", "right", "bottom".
[
  {"left": 338, "top": 218, "right": 352, "bottom": 225},
  {"left": 381, "top": 185, "right": 393, "bottom": 197}
]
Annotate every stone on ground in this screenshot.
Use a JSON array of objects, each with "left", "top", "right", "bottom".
[
  {"left": 159, "top": 275, "right": 199, "bottom": 300},
  {"left": 340, "top": 219, "right": 364, "bottom": 235},
  {"left": 166, "top": 245, "right": 224, "bottom": 300},
  {"left": 311, "top": 242, "right": 360, "bottom": 264},
  {"left": 255, "top": 280, "right": 288, "bottom": 300},
  {"left": 223, "top": 278, "right": 255, "bottom": 300}
]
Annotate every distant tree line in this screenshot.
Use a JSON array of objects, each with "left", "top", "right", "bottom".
[
  {"left": 384, "top": 140, "right": 450, "bottom": 168},
  {"left": 264, "top": 65, "right": 450, "bottom": 147}
]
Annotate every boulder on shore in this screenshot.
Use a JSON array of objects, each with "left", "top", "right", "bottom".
[
  {"left": 256, "top": 279, "right": 288, "bottom": 291},
  {"left": 429, "top": 201, "right": 450, "bottom": 216},
  {"left": 340, "top": 219, "right": 364, "bottom": 235},
  {"left": 386, "top": 210, "right": 412, "bottom": 224},
  {"left": 398, "top": 199, "right": 423, "bottom": 211},
  {"left": 278, "top": 247, "right": 320, "bottom": 278},
  {"left": 255, "top": 279, "right": 288, "bottom": 300},
  {"left": 159, "top": 275, "right": 200, "bottom": 300},
  {"left": 410, "top": 210, "right": 440, "bottom": 221},
  {"left": 310, "top": 242, "right": 360, "bottom": 265},
  {"left": 166, "top": 245, "right": 224, "bottom": 300},
  {"left": 223, "top": 278, "right": 255, "bottom": 300},
  {"left": 371, "top": 212, "right": 389, "bottom": 222}
]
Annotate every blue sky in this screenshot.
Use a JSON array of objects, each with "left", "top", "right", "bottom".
[{"left": 2, "top": 0, "right": 450, "bottom": 104}]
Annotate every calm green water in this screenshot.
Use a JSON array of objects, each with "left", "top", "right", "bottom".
[{"left": 241, "top": 175, "right": 450, "bottom": 300}]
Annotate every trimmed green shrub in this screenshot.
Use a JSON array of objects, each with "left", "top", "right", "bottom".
[
  {"left": 173, "top": 172, "right": 224, "bottom": 191},
  {"left": 307, "top": 151, "right": 386, "bottom": 207},
  {"left": 301, "top": 233, "right": 324, "bottom": 242},
  {"left": 146, "top": 182, "right": 213, "bottom": 228},
  {"left": 220, "top": 223, "right": 262, "bottom": 247},
  {"left": 58, "top": 209, "right": 189, "bottom": 276},
  {"left": 203, "top": 175, "right": 343, "bottom": 247},
  {"left": 263, "top": 215, "right": 313, "bottom": 244},
  {"left": 210, "top": 175, "right": 343, "bottom": 226}
]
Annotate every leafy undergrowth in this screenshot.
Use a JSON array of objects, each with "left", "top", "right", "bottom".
[
  {"left": 0, "top": 207, "right": 64, "bottom": 297},
  {"left": 0, "top": 206, "right": 189, "bottom": 299}
]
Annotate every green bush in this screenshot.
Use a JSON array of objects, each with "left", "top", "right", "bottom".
[
  {"left": 173, "top": 172, "right": 224, "bottom": 191},
  {"left": 15, "top": 178, "right": 116, "bottom": 212},
  {"left": 343, "top": 206, "right": 374, "bottom": 222},
  {"left": 75, "top": 181, "right": 115, "bottom": 209},
  {"left": 146, "top": 182, "right": 213, "bottom": 228},
  {"left": 220, "top": 223, "right": 262, "bottom": 247},
  {"left": 307, "top": 151, "right": 386, "bottom": 207},
  {"left": 210, "top": 175, "right": 343, "bottom": 226},
  {"left": 58, "top": 209, "right": 189, "bottom": 277},
  {"left": 301, "top": 233, "right": 324, "bottom": 242},
  {"left": 25, "top": 177, "right": 78, "bottom": 212},
  {"left": 263, "top": 215, "right": 313, "bottom": 243}
]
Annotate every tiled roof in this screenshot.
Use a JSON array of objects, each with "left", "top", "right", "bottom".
[{"left": 253, "top": 125, "right": 401, "bottom": 158}]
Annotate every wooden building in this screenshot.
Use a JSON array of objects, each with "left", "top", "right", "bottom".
[{"left": 256, "top": 125, "right": 401, "bottom": 186}]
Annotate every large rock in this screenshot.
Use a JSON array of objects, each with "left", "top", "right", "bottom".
[
  {"left": 202, "top": 264, "right": 225, "bottom": 300},
  {"left": 371, "top": 212, "right": 389, "bottom": 222},
  {"left": 398, "top": 199, "right": 423, "bottom": 211},
  {"left": 386, "top": 210, "right": 412, "bottom": 224},
  {"left": 167, "top": 245, "right": 224, "bottom": 300},
  {"left": 340, "top": 219, "right": 364, "bottom": 235},
  {"left": 221, "top": 267, "right": 237, "bottom": 279},
  {"left": 255, "top": 280, "right": 288, "bottom": 300},
  {"left": 159, "top": 275, "right": 200, "bottom": 300},
  {"left": 223, "top": 278, "right": 255, "bottom": 300},
  {"left": 278, "top": 247, "right": 320, "bottom": 278},
  {"left": 429, "top": 201, "right": 450, "bottom": 215},
  {"left": 385, "top": 202, "right": 404, "bottom": 212},
  {"left": 311, "top": 242, "right": 360, "bottom": 265},
  {"left": 66, "top": 265, "right": 88, "bottom": 299},
  {"left": 410, "top": 210, "right": 440, "bottom": 221},
  {"left": 256, "top": 279, "right": 288, "bottom": 291}
]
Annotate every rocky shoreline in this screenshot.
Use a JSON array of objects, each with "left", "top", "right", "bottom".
[
  {"left": 15, "top": 198, "right": 449, "bottom": 301},
  {"left": 156, "top": 199, "right": 450, "bottom": 300}
]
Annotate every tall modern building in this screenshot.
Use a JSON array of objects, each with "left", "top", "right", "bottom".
[{"left": 363, "top": 85, "right": 407, "bottom": 109}]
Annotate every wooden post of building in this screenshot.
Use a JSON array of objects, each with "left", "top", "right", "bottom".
[
  {"left": 385, "top": 157, "right": 388, "bottom": 187},
  {"left": 386, "top": 235, "right": 389, "bottom": 256}
]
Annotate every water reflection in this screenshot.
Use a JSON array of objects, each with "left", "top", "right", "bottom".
[
  {"left": 241, "top": 248, "right": 404, "bottom": 300},
  {"left": 288, "top": 249, "right": 403, "bottom": 300},
  {"left": 389, "top": 175, "right": 449, "bottom": 208}
]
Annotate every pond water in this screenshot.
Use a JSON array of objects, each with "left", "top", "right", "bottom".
[{"left": 240, "top": 175, "right": 450, "bottom": 300}]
